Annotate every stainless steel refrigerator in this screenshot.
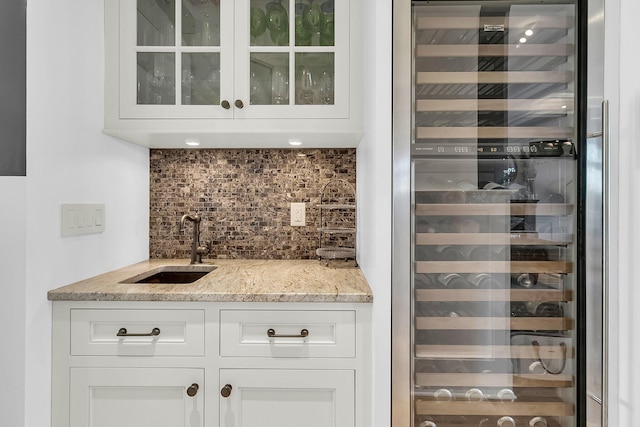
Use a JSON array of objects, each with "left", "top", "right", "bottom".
[{"left": 392, "top": 1, "right": 608, "bottom": 426}]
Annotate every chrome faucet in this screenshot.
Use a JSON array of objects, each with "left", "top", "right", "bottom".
[{"left": 179, "top": 211, "right": 209, "bottom": 264}]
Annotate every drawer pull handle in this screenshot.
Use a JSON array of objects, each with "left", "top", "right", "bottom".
[
  {"left": 267, "top": 328, "right": 309, "bottom": 338},
  {"left": 220, "top": 384, "right": 232, "bottom": 398},
  {"left": 116, "top": 327, "right": 161, "bottom": 337},
  {"left": 186, "top": 383, "right": 199, "bottom": 397}
]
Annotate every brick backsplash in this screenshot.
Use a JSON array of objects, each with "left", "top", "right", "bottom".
[{"left": 149, "top": 148, "right": 356, "bottom": 260}]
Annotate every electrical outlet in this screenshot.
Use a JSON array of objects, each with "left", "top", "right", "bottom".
[{"left": 290, "top": 202, "right": 306, "bottom": 226}]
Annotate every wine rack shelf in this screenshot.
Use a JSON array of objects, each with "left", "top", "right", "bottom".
[
  {"left": 415, "top": 316, "right": 573, "bottom": 331},
  {"left": 415, "top": 15, "right": 574, "bottom": 30},
  {"left": 415, "top": 289, "right": 573, "bottom": 302},
  {"left": 415, "top": 400, "right": 574, "bottom": 417},
  {"left": 416, "top": 98, "right": 575, "bottom": 113},
  {"left": 415, "top": 344, "right": 574, "bottom": 360},
  {"left": 415, "top": 373, "right": 573, "bottom": 388},
  {"left": 416, "top": 233, "right": 573, "bottom": 246},
  {"left": 415, "top": 203, "right": 574, "bottom": 216},
  {"left": 416, "top": 44, "right": 574, "bottom": 58},
  {"left": 415, "top": 261, "right": 573, "bottom": 274}
]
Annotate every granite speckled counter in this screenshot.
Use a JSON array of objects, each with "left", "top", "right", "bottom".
[{"left": 47, "top": 259, "right": 372, "bottom": 303}]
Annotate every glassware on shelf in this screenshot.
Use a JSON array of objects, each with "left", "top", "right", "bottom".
[
  {"left": 266, "top": 0, "right": 289, "bottom": 46},
  {"left": 302, "top": 0, "right": 324, "bottom": 33},
  {"left": 319, "top": 0, "right": 334, "bottom": 46},
  {"left": 318, "top": 70, "right": 334, "bottom": 104},
  {"left": 271, "top": 67, "right": 289, "bottom": 105},
  {"left": 250, "top": 71, "right": 269, "bottom": 105},
  {"left": 250, "top": 6, "right": 267, "bottom": 38},
  {"left": 297, "top": 67, "right": 315, "bottom": 104},
  {"left": 295, "top": 2, "right": 313, "bottom": 45}
]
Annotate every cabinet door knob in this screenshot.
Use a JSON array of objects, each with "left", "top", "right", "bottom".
[
  {"left": 220, "top": 384, "right": 232, "bottom": 398},
  {"left": 221, "top": 100, "right": 231, "bottom": 109},
  {"left": 234, "top": 99, "right": 244, "bottom": 109},
  {"left": 186, "top": 383, "right": 199, "bottom": 397}
]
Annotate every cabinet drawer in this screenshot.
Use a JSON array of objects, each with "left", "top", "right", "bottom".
[
  {"left": 220, "top": 310, "right": 356, "bottom": 358},
  {"left": 70, "top": 309, "right": 205, "bottom": 356}
]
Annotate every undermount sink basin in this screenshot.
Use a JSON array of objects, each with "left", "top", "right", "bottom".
[{"left": 121, "top": 265, "right": 217, "bottom": 284}]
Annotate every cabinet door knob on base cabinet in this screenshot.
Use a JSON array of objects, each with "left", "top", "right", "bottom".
[
  {"left": 186, "top": 383, "right": 199, "bottom": 397},
  {"left": 221, "top": 100, "right": 231, "bottom": 109},
  {"left": 220, "top": 384, "right": 232, "bottom": 398}
]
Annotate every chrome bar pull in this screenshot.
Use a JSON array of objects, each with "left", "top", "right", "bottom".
[
  {"left": 116, "top": 327, "right": 161, "bottom": 337},
  {"left": 220, "top": 384, "right": 232, "bottom": 398},
  {"left": 186, "top": 383, "right": 199, "bottom": 397},
  {"left": 267, "top": 328, "right": 309, "bottom": 338},
  {"left": 602, "top": 99, "right": 610, "bottom": 427}
]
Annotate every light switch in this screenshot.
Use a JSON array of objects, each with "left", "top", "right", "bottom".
[{"left": 61, "top": 204, "right": 105, "bottom": 237}]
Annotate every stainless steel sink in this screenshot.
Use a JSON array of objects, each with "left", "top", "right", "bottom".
[{"left": 120, "top": 265, "right": 217, "bottom": 284}]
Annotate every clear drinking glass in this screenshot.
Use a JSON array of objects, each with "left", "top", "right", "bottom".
[
  {"left": 298, "top": 67, "right": 315, "bottom": 104},
  {"left": 272, "top": 67, "right": 290, "bottom": 104},
  {"left": 295, "top": 53, "right": 334, "bottom": 105}
]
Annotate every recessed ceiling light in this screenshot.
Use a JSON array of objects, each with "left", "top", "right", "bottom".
[
  {"left": 185, "top": 138, "right": 200, "bottom": 146},
  {"left": 519, "top": 37, "right": 527, "bottom": 44},
  {"left": 525, "top": 29, "right": 534, "bottom": 36}
]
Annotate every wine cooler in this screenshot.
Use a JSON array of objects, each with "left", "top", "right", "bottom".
[{"left": 393, "top": 1, "right": 606, "bottom": 426}]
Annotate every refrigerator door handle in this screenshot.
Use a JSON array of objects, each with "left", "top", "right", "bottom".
[{"left": 601, "top": 99, "right": 610, "bottom": 427}]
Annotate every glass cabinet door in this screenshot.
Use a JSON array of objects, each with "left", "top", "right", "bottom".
[
  {"left": 120, "top": 0, "right": 231, "bottom": 118},
  {"left": 119, "top": 0, "right": 350, "bottom": 120},
  {"left": 235, "top": 0, "right": 349, "bottom": 118}
]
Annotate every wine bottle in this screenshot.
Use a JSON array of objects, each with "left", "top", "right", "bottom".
[
  {"left": 438, "top": 273, "right": 471, "bottom": 288},
  {"left": 467, "top": 273, "right": 501, "bottom": 288},
  {"left": 435, "top": 245, "right": 465, "bottom": 261},
  {"left": 497, "top": 388, "right": 517, "bottom": 402},
  {"left": 512, "top": 273, "right": 539, "bottom": 288},
  {"left": 529, "top": 416, "right": 548, "bottom": 427},
  {"left": 419, "top": 421, "right": 437, "bottom": 427},
  {"left": 465, "top": 388, "right": 484, "bottom": 402},
  {"left": 525, "top": 301, "right": 564, "bottom": 317},
  {"left": 497, "top": 416, "right": 516, "bottom": 427},
  {"left": 433, "top": 388, "right": 453, "bottom": 401}
]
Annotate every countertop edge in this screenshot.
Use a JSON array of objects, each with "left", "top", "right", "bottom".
[{"left": 47, "top": 259, "right": 373, "bottom": 303}]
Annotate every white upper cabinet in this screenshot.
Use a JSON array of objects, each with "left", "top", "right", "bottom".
[{"left": 104, "top": 0, "right": 363, "bottom": 148}]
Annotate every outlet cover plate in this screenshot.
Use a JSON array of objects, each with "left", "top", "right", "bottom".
[{"left": 290, "top": 202, "right": 306, "bottom": 226}]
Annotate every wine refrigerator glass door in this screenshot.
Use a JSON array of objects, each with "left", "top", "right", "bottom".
[{"left": 406, "top": 2, "right": 579, "bottom": 427}]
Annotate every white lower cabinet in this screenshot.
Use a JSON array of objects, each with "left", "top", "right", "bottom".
[
  {"left": 69, "top": 368, "right": 204, "bottom": 427},
  {"left": 51, "top": 301, "right": 370, "bottom": 427},
  {"left": 219, "top": 369, "right": 354, "bottom": 427}
]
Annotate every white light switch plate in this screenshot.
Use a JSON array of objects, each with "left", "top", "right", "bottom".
[
  {"left": 290, "top": 202, "right": 306, "bottom": 226},
  {"left": 61, "top": 204, "right": 105, "bottom": 237}
]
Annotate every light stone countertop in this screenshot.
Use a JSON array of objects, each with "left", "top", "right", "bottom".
[{"left": 47, "top": 259, "right": 373, "bottom": 303}]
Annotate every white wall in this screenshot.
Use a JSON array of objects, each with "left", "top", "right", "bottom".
[
  {"left": 0, "top": 179, "right": 26, "bottom": 427},
  {"left": 24, "top": 1, "right": 150, "bottom": 426},
  {"left": 358, "top": 0, "right": 392, "bottom": 426}
]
